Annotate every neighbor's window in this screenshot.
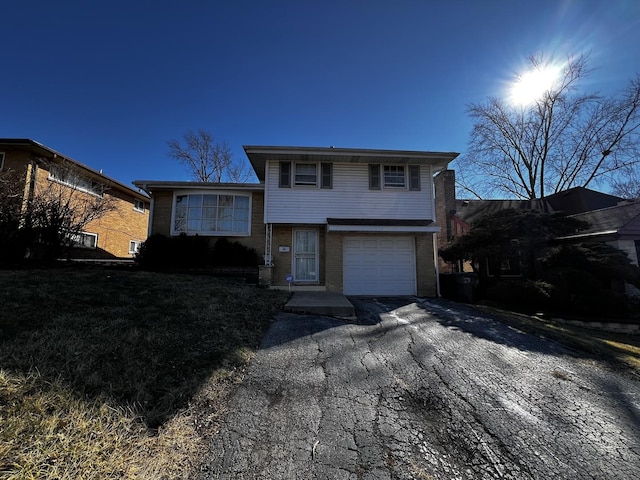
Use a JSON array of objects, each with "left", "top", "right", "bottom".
[
  {"left": 383, "top": 165, "right": 406, "bottom": 188},
  {"left": 129, "top": 240, "right": 142, "bottom": 254},
  {"left": 133, "top": 199, "right": 145, "bottom": 212},
  {"left": 70, "top": 232, "right": 98, "bottom": 249},
  {"left": 294, "top": 163, "right": 317, "bottom": 186},
  {"left": 174, "top": 193, "right": 250, "bottom": 235},
  {"left": 49, "top": 165, "right": 104, "bottom": 197}
]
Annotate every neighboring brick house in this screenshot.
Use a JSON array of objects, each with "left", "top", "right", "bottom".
[
  {"left": 434, "top": 169, "right": 639, "bottom": 272},
  {"left": 135, "top": 145, "right": 458, "bottom": 296},
  {"left": 0, "top": 138, "right": 150, "bottom": 259}
]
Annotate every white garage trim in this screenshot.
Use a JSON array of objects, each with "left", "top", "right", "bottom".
[{"left": 343, "top": 236, "right": 416, "bottom": 296}]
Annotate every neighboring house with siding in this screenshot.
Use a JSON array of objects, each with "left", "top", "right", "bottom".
[
  {"left": 0, "top": 138, "right": 150, "bottom": 259},
  {"left": 558, "top": 201, "right": 640, "bottom": 267},
  {"left": 135, "top": 145, "right": 458, "bottom": 296}
]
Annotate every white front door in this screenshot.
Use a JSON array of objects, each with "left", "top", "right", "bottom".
[{"left": 293, "top": 229, "right": 318, "bottom": 282}]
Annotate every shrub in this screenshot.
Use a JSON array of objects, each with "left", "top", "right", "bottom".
[
  {"left": 210, "top": 237, "right": 259, "bottom": 267},
  {"left": 135, "top": 233, "right": 173, "bottom": 268},
  {"left": 543, "top": 267, "right": 629, "bottom": 317},
  {"left": 136, "top": 234, "right": 259, "bottom": 269},
  {"left": 483, "top": 279, "right": 553, "bottom": 311}
]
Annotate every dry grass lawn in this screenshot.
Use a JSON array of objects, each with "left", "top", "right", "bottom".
[{"left": 0, "top": 267, "right": 289, "bottom": 479}]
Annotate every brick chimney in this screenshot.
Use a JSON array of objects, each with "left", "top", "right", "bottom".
[{"left": 434, "top": 169, "right": 456, "bottom": 272}]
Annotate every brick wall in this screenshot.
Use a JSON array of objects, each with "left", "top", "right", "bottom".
[
  {"left": 149, "top": 189, "right": 265, "bottom": 257},
  {"left": 434, "top": 169, "right": 456, "bottom": 273},
  {"left": 415, "top": 233, "right": 437, "bottom": 297}
]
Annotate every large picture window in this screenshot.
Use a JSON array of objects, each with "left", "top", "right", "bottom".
[{"left": 174, "top": 193, "right": 251, "bottom": 235}]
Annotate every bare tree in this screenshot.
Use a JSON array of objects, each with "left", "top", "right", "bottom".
[
  {"left": 29, "top": 159, "right": 117, "bottom": 260},
  {"left": 457, "top": 54, "right": 640, "bottom": 199},
  {"left": 168, "top": 130, "right": 251, "bottom": 182},
  {"left": 611, "top": 166, "right": 640, "bottom": 199}
]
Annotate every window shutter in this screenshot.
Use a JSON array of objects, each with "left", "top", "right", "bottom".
[
  {"left": 321, "top": 163, "right": 333, "bottom": 189},
  {"left": 369, "top": 164, "right": 381, "bottom": 190},
  {"left": 409, "top": 165, "right": 421, "bottom": 191},
  {"left": 279, "top": 162, "right": 291, "bottom": 188}
]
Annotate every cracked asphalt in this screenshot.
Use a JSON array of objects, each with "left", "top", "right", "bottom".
[{"left": 199, "top": 298, "right": 640, "bottom": 479}]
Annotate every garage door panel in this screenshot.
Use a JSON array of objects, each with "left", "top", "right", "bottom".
[{"left": 343, "top": 236, "right": 416, "bottom": 295}]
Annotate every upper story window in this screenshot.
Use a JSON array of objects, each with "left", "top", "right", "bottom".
[
  {"left": 49, "top": 165, "right": 104, "bottom": 197},
  {"left": 295, "top": 163, "right": 317, "bottom": 186},
  {"left": 279, "top": 162, "right": 332, "bottom": 189},
  {"left": 383, "top": 165, "right": 405, "bottom": 188},
  {"left": 369, "top": 164, "right": 421, "bottom": 191},
  {"left": 173, "top": 193, "right": 251, "bottom": 236},
  {"left": 133, "top": 199, "right": 145, "bottom": 212}
]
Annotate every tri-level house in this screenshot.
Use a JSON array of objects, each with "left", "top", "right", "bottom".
[
  {"left": 1, "top": 138, "right": 150, "bottom": 259},
  {"left": 135, "top": 145, "right": 458, "bottom": 296}
]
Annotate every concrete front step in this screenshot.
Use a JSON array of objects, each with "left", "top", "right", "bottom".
[{"left": 284, "top": 292, "right": 355, "bottom": 317}]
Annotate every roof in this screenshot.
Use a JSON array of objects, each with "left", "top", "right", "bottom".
[
  {"left": 543, "top": 187, "right": 624, "bottom": 215},
  {"left": 243, "top": 145, "right": 459, "bottom": 182},
  {"left": 0, "top": 138, "right": 149, "bottom": 199},
  {"left": 454, "top": 187, "right": 627, "bottom": 227},
  {"left": 454, "top": 199, "right": 551, "bottom": 226},
  {"left": 563, "top": 201, "right": 640, "bottom": 239},
  {"left": 133, "top": 180, "right": 264, "bottom": 195}
]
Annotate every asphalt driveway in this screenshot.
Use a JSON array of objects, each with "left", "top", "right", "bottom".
[{"left": 199, "top": 297, "right": 640, "bottom": 479}]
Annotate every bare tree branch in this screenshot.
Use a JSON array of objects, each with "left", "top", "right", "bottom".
[
  {"left": 457, "top": 54, "right": 640, "bottom": 199},
  {"left": 168, "top": 129, "right": 252, "bottom": 182}
]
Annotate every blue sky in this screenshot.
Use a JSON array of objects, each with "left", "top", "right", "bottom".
[{"left": 3, "top": 1, "right": 639, "bottom": 188}]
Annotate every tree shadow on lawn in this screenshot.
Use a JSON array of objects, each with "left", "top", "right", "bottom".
[{"left": 0, "top": 268, "right": 290, "bottom": 429}]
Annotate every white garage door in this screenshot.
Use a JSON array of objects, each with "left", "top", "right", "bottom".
[{"left": 343, "top": 237, "right": 416, "bottom": 295}]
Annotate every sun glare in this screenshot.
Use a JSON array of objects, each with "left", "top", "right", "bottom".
[{"left": 509, "top": 64, "right": 561, "bottom": 106}]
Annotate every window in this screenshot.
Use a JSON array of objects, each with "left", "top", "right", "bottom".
[
  {"left": 0, "top": 152, "right": 5, "bottom": 170},
  {"left": 280, "top": 162, "right": 332, "bottom": 188},
  {"left": 383, "top": 165, "right": 405, "bottom": 188},
  {"left": 70, "top": 232, "right": 98, "bottom": 249},
  {"left": 49, "top": 165, "right": 104, "bottom": 197},
  {"left": 174, "top": 193, "right": 251, "bottom": 235},
  {"left": 294, "top": 163, "right": 317, "bottom": 186},
  {"left": 129, "top": 240, "right": 142, "bottom": 254},
  {"left": 133, "top": 199, "right": 145, "bottom": 212},
  {"left": 371, "top": 164, "right": 410, "bottom": 189}
]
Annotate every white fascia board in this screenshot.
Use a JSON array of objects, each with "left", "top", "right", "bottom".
[{"left": 327, "top": 225, "right": 441, "bottom": 233}]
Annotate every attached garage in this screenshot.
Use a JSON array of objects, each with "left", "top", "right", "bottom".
[{"left": 343, "top": 236, "right": 416, "bottom": 295}]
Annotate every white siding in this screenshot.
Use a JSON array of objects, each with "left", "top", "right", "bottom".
[{"left": 264, "top": 161, "right": 435, "bottom": 223}]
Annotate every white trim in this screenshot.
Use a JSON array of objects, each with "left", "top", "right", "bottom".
[
  {"left": 327, "top": 224, "right": 440, "bottom": 233},
  {"left": 133, "top": 198, "right": 145, "bottom": 213}
]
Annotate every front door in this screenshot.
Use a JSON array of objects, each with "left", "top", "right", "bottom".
[{"left": 293, "top": 229, "right": 318, "bottom": 282}]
